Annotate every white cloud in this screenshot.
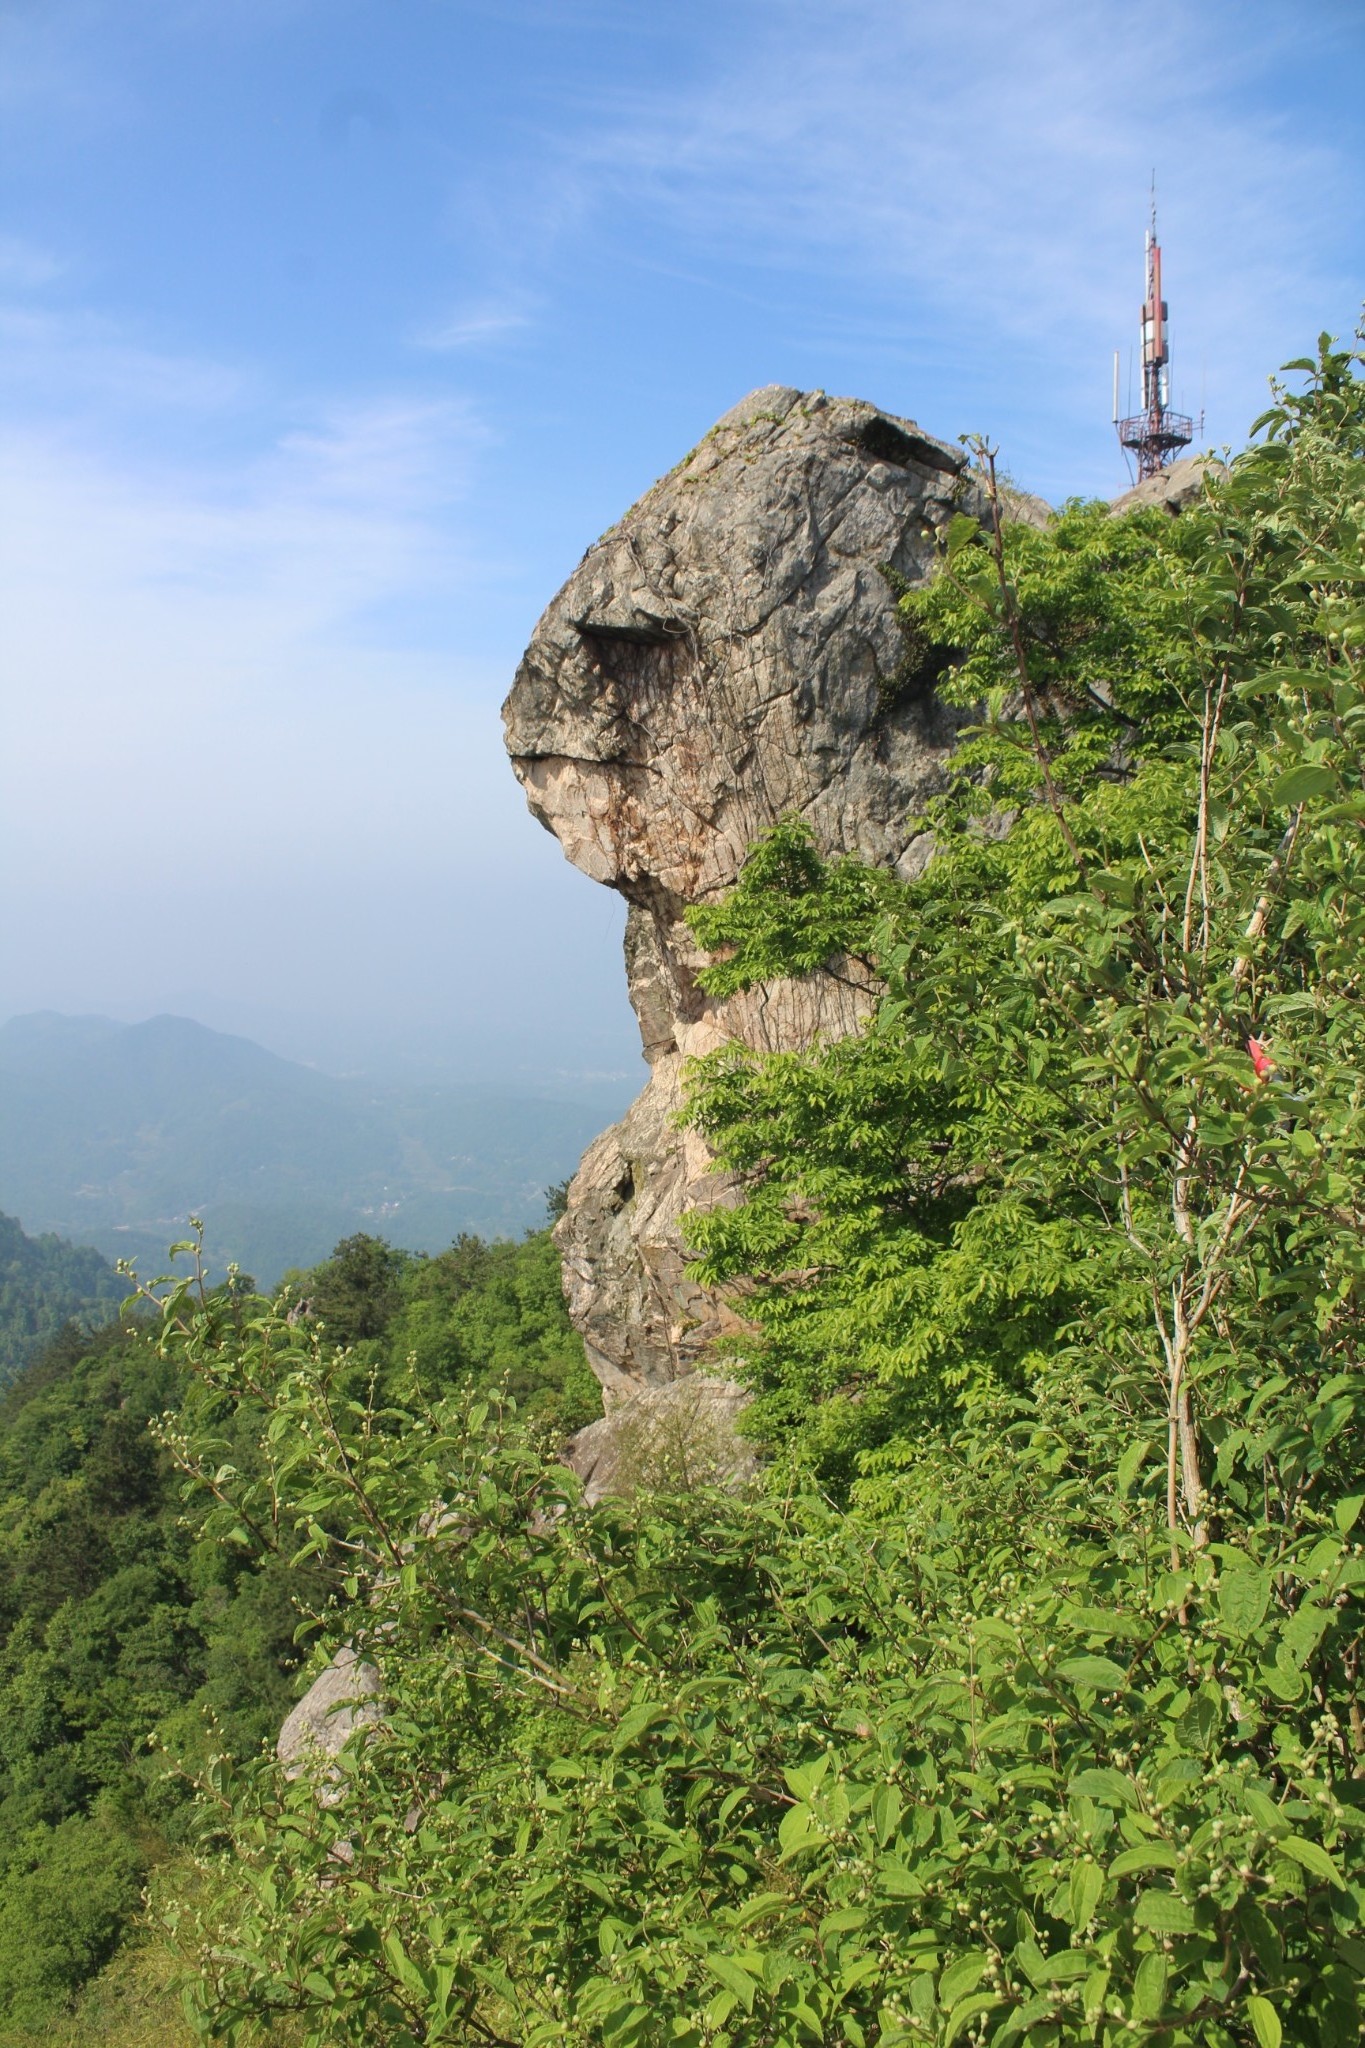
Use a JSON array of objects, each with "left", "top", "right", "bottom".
[
  {"left": 527, "top": 0, "right": 1360, "bottom": 490},
  {"left": 0, "top": 232, "right": 63, "bottom": 291},
  {"left": 0, "top": 370, "right": 506, "bottom": 880},
  {"left": 0, "top": 385, "right": 635, "bottom": 1071},
  {"left": 0, "top": 375, "right": 593, "bottom": 1059},
  {"left": 413, "top": 298, "right": 535, "bottom": 352},
  {"left": 0, "top": 302, "right": 250, "bottom": 414},
  {"left": 0, "top": 0, "right": 1356, "bottom": 1067}
]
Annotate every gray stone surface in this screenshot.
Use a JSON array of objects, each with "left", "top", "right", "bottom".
[
  {"left": 1110, "top": 454, "right": 1227, "bottom": 518},
  {"left": 277, "top": 1645, "right": 384, "bottom": 1774},
  {"left": 998, "top": 483, "right": 1054, "bottom": 531},
  {"left": 504, "top": 386, "right": 988, "bottom": 1446},
  {"left": 563, "top": 1375, "right": 758, "bottom": 1505}
]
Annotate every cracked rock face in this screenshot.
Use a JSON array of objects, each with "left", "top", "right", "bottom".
[{"left": 503, "top": 385, "right": 982, "bottom": 1464}]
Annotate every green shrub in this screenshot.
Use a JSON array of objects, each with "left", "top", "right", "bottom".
[{"left": 0, "top": 1816, "right": 145, "bottom": 2028}]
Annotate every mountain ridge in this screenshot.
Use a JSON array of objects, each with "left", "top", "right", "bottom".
[{"left": 0, "top": 1011, "right": 634, "bottom": 1286}]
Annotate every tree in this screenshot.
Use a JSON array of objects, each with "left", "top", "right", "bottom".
[{"left": 295, "top": 1233, "right": 411, "bottom": 1346}]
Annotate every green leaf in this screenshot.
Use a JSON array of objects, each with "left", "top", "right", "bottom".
[
  {"left": 944, "top": 1994, "right": 1002, "bottom": 2045},
  {"left": 599, "top": 1917, "right": 630, "bottom": 1958},
  {"left": 820, "top": 1908, "right": 869, "bottom": 1940},
  {"left": 1037, "top": 1952, "right": 1091, "bottom": 1984},
  {"left": 732, "top": 1892, "right": 789, "bottom": 1930},
  {"left": 382, "top": 1933, "right": 428, "bottom": 1998},
  {"left": 1333, "top": 1494, "right": 1365, "bottom": 1534},
  {"left": 1271, "top": 762, "right": 1337, "bottom": 806},
  {"left": 1057, "top": 1655, "right": 1128, "bottom": 1692},
  {"left": 908, "top": 1973, "right": 938, "bottom": 2021},
  {"left": 1218, "top": 1566, "right": 1271, "bottom": 1638},
  {"left": 1278, "top": 1836, "right": 1345, "bottom": 1889},
  {"left": 1116, "top": 1439, "right": 1150, "bottom": 1496},
  {"left": 1243, "top": 1786, "right": 1286, "bottom": 1835},
  {"left": 783, "top": 1758, "right": 830, "bottom": 1801},
  {"left": 704, "top": 1991, "right": 737, "bottom": 2030},
  {"left": 778, "top": 1803, "right": 819, "bottom": 1858},
  {"left": 1246, "top": 1996, "right": 1282, "bottom": 2048},
  {"left": 705, "top": 1957, "right": 758, "bottom": 2013},
  {"left": 1083, "top": 1968, "right": 1110, "bottom": 2024},
  {"left": 938, "top": 1954, "right": 989, "bottom": 2007},
  {"left": 1068, "top": 1859, "right": 1104, "bottom": 1930},
  {"left": 1131, "top": 1952, "right": 1168, "bottom": 2023},
  {"left": 1133, "top": 1889, "right": 1196, "bottom": 1933},
  {"left": 945, "top": 514, "right": 981, "bottom": 561},
  {"left": 613, "top": 1702, "right": 666, "bottom": 1750},
  {"left": 1070, "top": 1768, "right": 1139, "bottom": 1809},
  {"left": 871, "top": 1781, "right": 903, "bottom": 1846},
  {"left": 1014, "top": 1939, "right": 1047, "bottom": 1991},
  {"left": 1263, "top": 1660, "right": 1306, "bottom": 1703},
  {"left": 1280, "top": 1604, "right": 1329, "bottom": 1668},
  {"left": 1113, "top": 1843, "right": 1186, "bottom": 1875}
]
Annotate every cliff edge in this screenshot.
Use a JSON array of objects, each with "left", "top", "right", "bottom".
[{"left": 503, "top": 384, "right": 984, "bottom": 1493}]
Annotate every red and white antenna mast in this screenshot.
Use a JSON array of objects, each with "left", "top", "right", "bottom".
[{"left": 1114, "top": 184, "right": 1193, "bottom": 480}]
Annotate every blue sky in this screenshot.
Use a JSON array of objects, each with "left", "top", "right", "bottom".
[{"left": 1, "top": 0, "right": 1361, "bottom": 1082}]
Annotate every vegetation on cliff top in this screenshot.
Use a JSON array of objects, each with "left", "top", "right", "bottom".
[{"left": 105, "top": 335, "right": 1365, "bottom": 2048}]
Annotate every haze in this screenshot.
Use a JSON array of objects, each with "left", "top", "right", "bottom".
[{"left": 2, "top": 0, "right": 1361, "bottom": 1082}]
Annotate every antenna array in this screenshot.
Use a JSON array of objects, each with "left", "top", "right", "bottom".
[{"left": 1113, "top": 188, "right": 1193, "bottom": 480}]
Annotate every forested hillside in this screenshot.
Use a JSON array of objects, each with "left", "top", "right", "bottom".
[
  {"left": 116, "top": 336, "right": 1365, "bottom": 2048},
  {"left": 0, "top": 1212, "right": 128, "bottom": 1392},
  {"left": 0, "top": 1012, "right": 630, "bottom": 1286},
  {"left": 0, "top": 1217, "right": 586, "bottom": 2040}
]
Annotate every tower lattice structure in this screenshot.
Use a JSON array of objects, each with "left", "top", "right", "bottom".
[{"left": 1116, "top": 198, "right": 1193, "bottom": 480}]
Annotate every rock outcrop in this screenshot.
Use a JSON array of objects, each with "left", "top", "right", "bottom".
[
  {"left": 278, "top": 1646, "right": 383, "bottom": 1776},
  {"left": 563, "top": 1374, "right": 759, "bottom": 1501},
  {"left": 503, "top": 386, "right": 986, "bottom": 1490},
  {"left": 1110, "top": 453, "right": 1226, "bottom": 518}
]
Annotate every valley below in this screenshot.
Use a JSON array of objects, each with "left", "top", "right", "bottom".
[{"left": 0, "top": 1010, "right": 635, "bottom": 1287}]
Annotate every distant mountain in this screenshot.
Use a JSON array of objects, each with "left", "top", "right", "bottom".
[
  {"left": 0, "top": 1208, "right": 130, "bottom": 1390},
  {"left": 0, "top": 1013, "right": 633, "bottom": 1287}
]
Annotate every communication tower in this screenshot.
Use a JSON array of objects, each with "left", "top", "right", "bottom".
[{"left": 1114, "top": 190, "right": 1193, "bottom": 480}]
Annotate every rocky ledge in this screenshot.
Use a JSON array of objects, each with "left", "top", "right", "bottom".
[{"left": 503, "top": 384, "right": 992, "bottom": 1494}]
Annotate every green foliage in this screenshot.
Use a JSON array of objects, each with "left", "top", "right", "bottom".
[
  {"left": 286, "top": 1227, "right": 600, "bottom": 1436},
  {"left": 912, "top": 492, "right": 1202, "bottom": 754},
  {"left": 688, "top": 822, "right": 894, "bottom": 997},
  {"left": 0, "top": 1815, "right": 146, "bottom": 2031},
  {"left": 0, "top": 1316, "right": 298, "bottom": 1830},
  {"left": 683, "top": 336, "right": 1365, "bottom": 1498},
  {"left": 0, "top": 1303, "right": 310, "bottom": 2027},
  {"left": 0, "top": 1856, "right": 237, "bottom": 2048},
  {"left": 131, "top": 334, "right": 1365, "bottom": 2048},
  {"left": 292, "top": 1233, "right": 413, "bottom": 1348},
  {"left": 385, "top": 1231, "right": 600, "bottom": 1435},
  {"left": 0, "top": 1217, "right": 590, "bottom": 2024},
  {"left": 0, "top": 1213, "right": 129, "bottom": 1394},
  {"left": 146, "top": 1304, "right": 1365, "bottom": 2048}
]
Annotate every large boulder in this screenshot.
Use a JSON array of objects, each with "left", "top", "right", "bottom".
[
  {"left": 1110, "top": 454, "right": 1226, "bottom": 518},
  {"left": 503, "top": 386, "right": 986, "bottom": 1469},
  {"left": 277, "top": 1645, "right": 383, "bottom": 1777},
  {"left": 563, "top": 1374, "right": 758, "bottom": 1506}
]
